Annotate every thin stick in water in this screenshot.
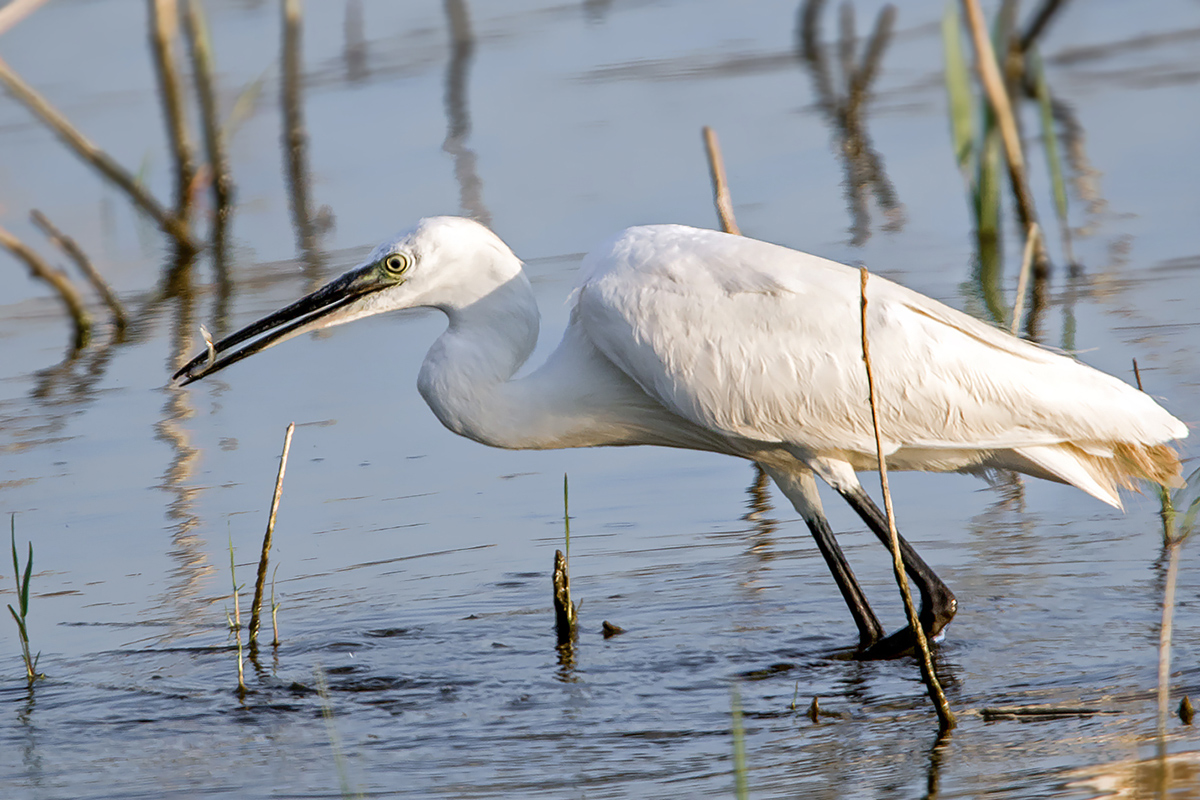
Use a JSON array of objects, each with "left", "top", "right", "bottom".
[
  {"left": 860, "top": 267, "right": 956, "bottom": 734},
  {"left": 229, "top": 536, "right": 246, "bottom": 695},
  {"left": 703, "top": 126, "right": 741, "bottom": 236},
  {"left": 270, "top": 564, "right": 281, "bottom": 647},
  {"left": 0, "top": 223, "right": 91, "bottom": 349},
  {"left": 30, "top": 210, "right": 127, "bottom": 333},
  {"left": 249, "top": 422, "right": 294, "bottom": 648}
]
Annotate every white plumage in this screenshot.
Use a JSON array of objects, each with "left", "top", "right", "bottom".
[{"left": 176, "top": 216, "right": 1188, "bottom": 656}]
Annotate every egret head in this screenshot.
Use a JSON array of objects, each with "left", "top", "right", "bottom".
[{"left": 173, "top": 216, "right": 520, "bottom": 385}]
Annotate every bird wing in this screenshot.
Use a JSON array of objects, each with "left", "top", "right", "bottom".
[{"left": 575, "top": 225, "right": 1186, "bottom": 461}]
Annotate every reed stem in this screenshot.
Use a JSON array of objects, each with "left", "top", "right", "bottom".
[
  {"left": 860, "top": 267, "right": 956, "bottom": 734},
  {"left": 249, "top": 422, "right": 294, "bottom": 647}
]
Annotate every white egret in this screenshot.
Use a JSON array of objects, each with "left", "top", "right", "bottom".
[{"left": 176, "top": 217, "right": 1188, "bottom": 658}]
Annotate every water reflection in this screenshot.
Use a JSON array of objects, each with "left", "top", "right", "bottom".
[
  {"left": 344, "top": 0, "right": 367, "bottom": 83},
  {"left": 443, "top": 0, "right": 492, "bottom": 228},
  {"left": 151, "top": 254, "right": 215, "bottom": 643},
  {"left": 796, "top": 0, "right": 904, "bottom": 246},
  {"left": 282, "top": 0, "right": 327, "bottom": 282}
]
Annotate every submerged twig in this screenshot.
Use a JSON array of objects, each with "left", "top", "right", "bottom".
[
  {"left": 0, "top": 223, "right": 91, "bottom": 350},
  {"left": 0, "top": 55, "right": 199, "bottom": 250},
  {"left": 702, "top": 126, "right": 740, "bottom": 236},
  {"left": 30, "top": 210, "right": 127, "bottom": 334},
  {"left": 249, "top": 423, "right": 294, "bottom": 648},
  {"left": 860, "top": 268, "right": 956, "bottom": 734},
  {"left": 981, "top": 704, "right": 1111, "bottom": 721}
]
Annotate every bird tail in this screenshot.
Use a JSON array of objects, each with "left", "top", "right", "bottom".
[{"left": 1013, "top": 441, "right": 1184, "bottom": 510}]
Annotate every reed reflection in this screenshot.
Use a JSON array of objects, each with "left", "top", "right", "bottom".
[
  {"left": 443, "top": 0, "right": 491, "bottom": 227},
  {"left": 151, "top": 252, "right": 215, "bottom": 643},
  {"left": 796, "top": 0, "right": 903, "bottom": 246},
  {"left": 282, "top": 0, "right": 327, "bottom": 283},
  {"left": 344, "top": 0, "right": 367, "bottom": 83}
]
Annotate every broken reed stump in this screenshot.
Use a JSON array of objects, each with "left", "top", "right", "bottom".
[
  {"left": 249, "top": 422, "right": 295, "bottom": 649},
  {"left": 553, "top": 549, "right": 576, "bottom": 645},
  {"left": 601, "top": 620, "right": 625, "bottom": 638}
]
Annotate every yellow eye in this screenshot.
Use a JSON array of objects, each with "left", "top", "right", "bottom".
[{"left": 383, "top": 253, "right": 409, "bottom": 275}]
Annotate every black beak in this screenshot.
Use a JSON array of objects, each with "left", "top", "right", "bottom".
[{"left": 172, "top": 264, "right": 387, "bottom": 385}]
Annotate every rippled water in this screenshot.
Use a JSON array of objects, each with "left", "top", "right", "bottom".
[{"left": 2, "top": 1, "right": 1199, "bottom": 798}]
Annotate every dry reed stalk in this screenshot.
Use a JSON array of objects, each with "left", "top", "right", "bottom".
[
  {"left": 0, "top": 223, "right": 91, "bottom": 349},
  {"left": 0, "top": 0, "right": 49, "bottom": 37},
  {"left": 860, "top": 267, "right": 956, "bottom": 734},
  {"left": 700, "top": 128, "right": 773, "bottom": 494},
  {"left": 30, "top": 210, "right": 128, "bottom": 333},
  {"left": 249, "top": 422, "right": 294, "bottom": 647},
  {"left": 181, "top": 0, "right": 233, "bottom": 220},
  {"left": 0, "top": 56, "right": 199, "bottom": 250},
  {"left": 702, "top": 126, "right": 741, "bottom": 236},
  {"left": 147, "top": 0, "right": 197, "bottom": 215},
  {"left": 1010, "top": 222, "right": 1039, "bottom": 335},
  {"left": 959, "top": 0, "right": 1047, "bottom": 275}
]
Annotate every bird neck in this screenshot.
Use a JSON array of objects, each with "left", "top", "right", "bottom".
[{"left": 417, "top": 270, "right": 544, "bottom": 448}]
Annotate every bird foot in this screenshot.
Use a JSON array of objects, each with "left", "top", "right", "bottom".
[{"left": 854, "top": 623, "right": 946, "bottom": 661}]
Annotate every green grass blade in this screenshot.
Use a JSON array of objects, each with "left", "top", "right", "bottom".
[
  {"left": 942, "top": 1, "right": 974, "bottom": 174},
  {"left": 1031, "top": 47, "right": 1068, "bottom": 226},
  {"left": 731, "top": 682, "right": 748, "bottom": 800},
  {"left": 21, "top": 542, "right": 33, "bottom": 617},
  {"left": 563, "top": 473, "right": 570, "bottom": 560},
  {"left": 10, "top": 517, "right": 18, "bottom": 596}
]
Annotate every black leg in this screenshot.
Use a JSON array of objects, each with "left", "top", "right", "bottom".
[
  {"left": 758, "top": 464, "right": 885, "bottom": 649},
  {"left": 801, "top": 511, "right": 885, "bottom": 649},
  {"left": 837, "top": 486, "right": 958, "bottom": 659}
]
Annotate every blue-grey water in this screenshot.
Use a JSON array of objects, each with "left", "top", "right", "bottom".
[{"left": 1, "top": 1, "right": 1199, "bottom": 797}]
